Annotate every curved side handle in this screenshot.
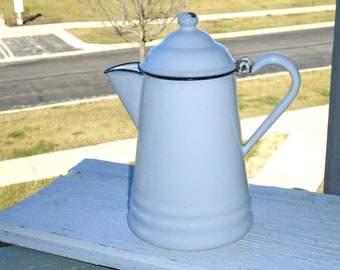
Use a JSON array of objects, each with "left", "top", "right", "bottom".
[{"left": 242, "top": 53, "right": 301, "bottom": 156}]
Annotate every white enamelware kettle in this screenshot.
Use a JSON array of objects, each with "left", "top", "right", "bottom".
[{"left": 105, "top": 12, "right": 300, "bottom": 251}]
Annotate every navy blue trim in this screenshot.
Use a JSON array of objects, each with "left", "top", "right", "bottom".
[
  {"left": 104, "top": 62, "right": 140, "bottom": 74},
  {"left": 139, "top": 68, "right": 237, "bottom": 80},
  {"left": 105, "top": 62, "right": 236, "bottom": 80}
]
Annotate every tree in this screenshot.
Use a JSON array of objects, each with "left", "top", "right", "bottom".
[{"left": 86, "top": 0, "right": 188, "bottom": 60}]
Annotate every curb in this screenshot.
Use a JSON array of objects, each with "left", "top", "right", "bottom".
[
  {"left": 0, "top": 6, "right": 333, "bottom": 191},
  {"left": 0, "top": 138, "right": 138, "bottom": 187},
  {"left": 0, "top": 66, "right": 331, "bottom": 115},
  {"left": 0, "top": 105, "right": 329, "bottom": 192},
  {"left": 0, "top": 22, "right": 334, "bottom": 64},
  {"left": 0, "top": 4, "right": 335, "bottom": 63}
]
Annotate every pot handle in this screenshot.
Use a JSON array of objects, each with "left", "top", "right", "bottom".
[{"left": 240, "top": 52, "right": 301, "bottom": 156}]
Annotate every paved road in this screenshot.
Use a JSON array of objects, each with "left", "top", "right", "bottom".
[
  {"left": 0, "top": 27, "right": 333, "bottom": 111},
  {"left": 0, "top": 49, "right": 138, "bottom": 111},
  {"left": 223, "top": 27, "right": 333, "bottom": 70}
]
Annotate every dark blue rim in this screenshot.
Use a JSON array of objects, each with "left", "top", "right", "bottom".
[
  {"left": 105, "top": 62, "right": 236, "bottom": 80},
  {"left": 139, "top": 68, "right": 237, "bottom": 81}
]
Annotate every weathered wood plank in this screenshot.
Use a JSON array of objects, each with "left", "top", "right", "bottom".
[
  {"left": 0, "top": 159, "right": 339, "bottom": 270},
  {"left": 0, "top": 245, "right": 113, "bottom": 269}
]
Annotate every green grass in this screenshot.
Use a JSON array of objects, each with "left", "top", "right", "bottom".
[
  {"left": 0, "top": 0, "right": 95, "bottom": 22},
  {"left": 199, "top": 11, "right": 335, "bottom": 34},
  {"left": 0, "top": 0, "right": 332, "bottom": 210},
  {"left": 0, "top": 68, "right": 331, "bottom": 161},
  {"left": 1, "top": 1, "right": 335, "bottom": 45},
  {"left": 0, "top": 130, "right": 284, "bottom": 212},
  {"left": 187, "top": 0, "right": 335, "bottom": 14},
  {"left": 12, "top": 140, "right": 57, "bottom": 158},
  {"left": 238, "top": 69, "right": 330, "bottom": 118},
  {"left": 67, "top": 10, "right": 335, "bottom": 44},
  {"left": 0, "top": 130, "right": 289, "bottom": 211},
  {"left": 0, "top": 98, "right": 138, "bottom": 161},
  {"left": 0, "top": 178, "right": 56, "bottom": 211},
  {"left": 0, "top": 0, "right": 335, "bottom": 22}
]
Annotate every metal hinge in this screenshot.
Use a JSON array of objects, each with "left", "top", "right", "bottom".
[{"left": 236, "top": 56, "right": 253, "bottom": 74}]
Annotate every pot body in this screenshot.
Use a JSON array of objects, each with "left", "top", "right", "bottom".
[{"left": 127, "top": 75, "right": 252, "bottom": 251}]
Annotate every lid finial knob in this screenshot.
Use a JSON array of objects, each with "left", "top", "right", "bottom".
[{"left": 178, "top": 12, "right": 198, "bottom": 28}]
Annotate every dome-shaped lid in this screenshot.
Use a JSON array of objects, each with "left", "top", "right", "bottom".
[{"left": 139, "top": 12, "right": 236, "bottom": 79}]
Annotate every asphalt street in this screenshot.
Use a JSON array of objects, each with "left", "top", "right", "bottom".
[{"left": 0, "top": 27, "right": 334, "bottom": 111}]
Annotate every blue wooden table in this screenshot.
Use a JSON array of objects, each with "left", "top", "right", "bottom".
[{"left": 0, "top": 159, "right": 339, "bottom": 269}]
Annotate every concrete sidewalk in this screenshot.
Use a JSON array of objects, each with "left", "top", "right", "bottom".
[
  {"left": 0, "top": 105, "right": 329, "bottom": 192},
  {"left": 0, "top": 5, "right": 335, "bottom": 63},
  {"left": 0, "top": 6, "right": 332, "bottom": 191},
  {"left": 0, "top": 138, "right": 137, "bottom": 187},
  {"left": 244, "top": 105, "right": 328, "bottom": 192}
]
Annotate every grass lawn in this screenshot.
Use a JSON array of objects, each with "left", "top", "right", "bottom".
[
  {"left": 1, "top": 1, "right": 335, "bottom": 45},
  {"left": 0, "top": 131, "right": 288, "bottom": 211},
  {"left": 0, "top": 0, "right": 332, "bottom": 210},
  {"left": 68, "top": 10, "right": 335, "bottom": 44},
  {"left": 0, "top": 178, "right": 56, "bottom": 211},
  {"left": 0, "top": 68, "right": 330, "bottom": 162},
  {"left": 0, "top": 0, "right": 335, "bottom": 23},
  {"left": 0, "top": 68, "right": 331, "bottom": 211}
]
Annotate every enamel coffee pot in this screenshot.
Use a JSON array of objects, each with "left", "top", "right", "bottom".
[{"left": 105, "top": 12, "right": 300, "bottom": 251}]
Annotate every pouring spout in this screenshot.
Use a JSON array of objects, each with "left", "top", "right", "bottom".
[{"left": 105, "top": 63, "right": 143, "bottom": 128}]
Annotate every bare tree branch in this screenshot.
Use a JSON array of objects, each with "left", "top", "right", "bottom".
[{"left": 85, "top": 0, "right": 188, "bottom": 60}]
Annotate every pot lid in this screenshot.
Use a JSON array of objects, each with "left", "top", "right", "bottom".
[{"left": 139, "top": 12, "right": 236, "bottom": 79}]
